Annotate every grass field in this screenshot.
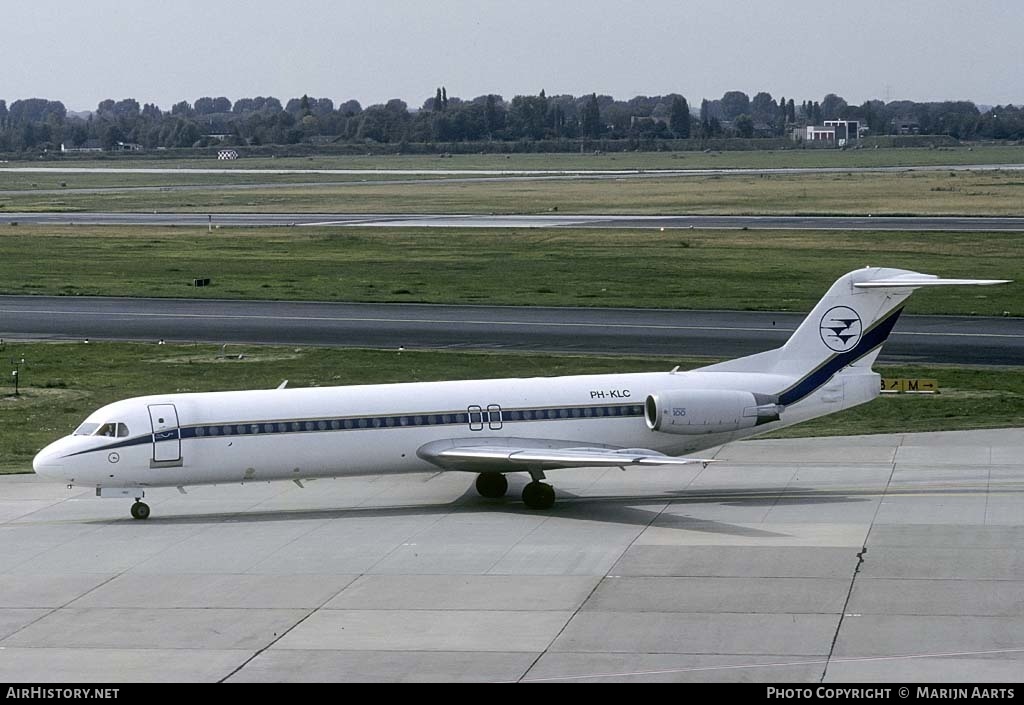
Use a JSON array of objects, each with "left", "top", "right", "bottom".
[
  {"left": 4, "top": 169, "right": 1023, "bottom": 216},
  {"left": 19, "top": 145, "right": 1024, "bottom": 172},
  {"left": 0, "top": 171, "right": 458, "bottom": 191},
  {"left": 2, "top": 341, "right": 1021, "bottom": 474},
  {"left": 1, "top": 225, "right": 1019, "bottom": 314}
]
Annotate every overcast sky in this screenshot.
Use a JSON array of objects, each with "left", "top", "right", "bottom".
[{"left": 6, "top": 0, "right": 1022, "bottom": 111}]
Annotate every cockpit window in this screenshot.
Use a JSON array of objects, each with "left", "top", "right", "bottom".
[
  {"left": 95, "top": 423, "right": 130, "bottom": 438},
  {"left": 74, "top": 422, "right": 100, "bottom": 436}
]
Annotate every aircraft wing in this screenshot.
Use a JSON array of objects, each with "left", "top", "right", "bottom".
[{"left": 418, "top": 437, "right": 716, "bottom": 472}]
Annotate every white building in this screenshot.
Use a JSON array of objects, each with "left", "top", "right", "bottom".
[
  {"left": 805, "top": 125, "right": 838, "bottom": 142},
  {"left": 802, "top": 119, "right": 866, "bottom": 146}
]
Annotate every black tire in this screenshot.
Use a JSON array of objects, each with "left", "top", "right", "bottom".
[
  {"left": 131, "top": 502, "right": 151, "bottom": 520},
  {"left": 475, "top": 473, "right": 509, "bottom": 499},
  {"left": 522, "top": 482, "right": 556, "bottom": 510}
]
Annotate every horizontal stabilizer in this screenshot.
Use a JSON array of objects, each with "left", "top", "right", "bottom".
[{"left": 854, "top": 277, "right": 1011, "bottom": 288}]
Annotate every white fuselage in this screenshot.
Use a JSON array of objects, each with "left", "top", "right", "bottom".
[{"left": 33, "top": 366, "right": 880, "bottom": 491}]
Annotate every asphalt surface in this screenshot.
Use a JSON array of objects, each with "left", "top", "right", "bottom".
[
  {"left": 3, "top": 428, "right": 1022, "bottom": 682},
  {"left": 1, "top": 296, "right": 1021, "bottom": 366},
  {"left": 5, "top": 212, "right": 1024, "bottom": 231},
  {"left": 3, "top": 163, "right": 1023, "bottom": 176}
]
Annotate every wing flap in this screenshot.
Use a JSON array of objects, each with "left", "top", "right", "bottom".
[{"left": 419, "top": 438, "right": 716, "bottom": 471}]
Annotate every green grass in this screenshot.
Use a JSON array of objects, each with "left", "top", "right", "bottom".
[
  {"left": 1, "top": 225, "right": 1020, "bottom": 315},
  {"left": 2, "top": 342, "right": 1021, "bottom": 474},
  {"left": 0, "top": 171, "right": 456, "bottom": 191},
  {"left": 24, "top": 145, "right": 1024, "bottom": 172},
  {"left": 4, "top": 170, "right": 1023, "bottom": 216}
]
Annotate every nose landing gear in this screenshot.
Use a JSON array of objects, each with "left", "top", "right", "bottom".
[{"left": 130, "top": 500, "right": 150, "bottom": 520}]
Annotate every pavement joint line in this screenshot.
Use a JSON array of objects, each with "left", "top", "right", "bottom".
[
  {"left": 236, "top": 489, "right": 337, "bottom": 575},
  {"left": 0, "top": 496, "right": 116, "bottom": 573},
  {"left": 125, "top": 488, "right": 286, "bottom": 574},
  {"left": 454, "top": 483, "right": 552, "bottom": 577},
  {"left": 483, "top": 503, "right": 558, "bottom": 577},
  {"left": 0, "top": 572, "right": 124, "bottom": 647},
  {"left": 515, "top": 647, "right": 1024, "bottom": 682},
  {"left": 218, "top": 576, "right": 354, "bottom": 683},
  {"left": 221, "top": 483, "right": 484, "bottom": 677},
  {"left": 984, "top": 464, "right": 994, "bottom": 525},
  {"left": 0, "top": 488, "right": 241, "bottom": 644},
  {"left": 355, "top": 487, "right": 464, "bottom": 576},
  {"left": 759, "top": 465, "right": 800, "bottom": 525},
  {"left": 517, "top": 491, "right": 678, "bottom": 683},
  {"left": 821, "top": 447, "right": 900, "bottom": 682}
]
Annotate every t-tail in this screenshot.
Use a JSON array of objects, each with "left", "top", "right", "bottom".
[{"left": 706, "top": 267, "right": 1010, "bottom": 409}]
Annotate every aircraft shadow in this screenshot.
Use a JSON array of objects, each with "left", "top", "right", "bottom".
[{"left": 88, "top": 484, "right": 870, "bottom": 537}]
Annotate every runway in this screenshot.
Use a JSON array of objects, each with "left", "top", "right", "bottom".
[
  {"left": 2, "top": 296, "right": 1022, "bottom": 365},
  {"left": 2, "top": 428, "right": 1021, "bottom": 682},
  {"left": 4, "top": 212, "right": 1024, "bottom": 230}
]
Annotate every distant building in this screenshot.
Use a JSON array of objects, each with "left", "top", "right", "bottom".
[
  {"left": 803, "top": 125, "right": 838, "bottom": 142},
  {"left": 217, "top": 149, "right": 239, "bottom": 160},
  {"left": 798, "top": 120, "right": 866, "bottom": 146},
  {"left": 824, "top": 119, "right": 866, "bottom": 139},
  {"left": 113, "top": 141, "right": 143, "bottom": 152}
]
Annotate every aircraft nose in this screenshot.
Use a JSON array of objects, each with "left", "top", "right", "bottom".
[{"left": 32, "top": 442, "right": 66, "bottom": 479}]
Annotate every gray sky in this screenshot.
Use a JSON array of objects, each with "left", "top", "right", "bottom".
[{"left": 6, "top": 0, "right": 1022, "bottom": 111}]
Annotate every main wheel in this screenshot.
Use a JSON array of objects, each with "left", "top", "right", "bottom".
[
  {"left": 130, "top": 501, "right": 151, "bottom": 520},
  {"left": 475, "top": 473, "right": 509, "bottom": 499},
  {"left": 522, "top": 481, "right": 556, "bottom": 510}
]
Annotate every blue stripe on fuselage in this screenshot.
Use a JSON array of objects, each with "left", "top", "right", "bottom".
[
  {"left": 777, "top": 307, "right": 903, "bottom": 407},
  {"left": 57, "top": 403, "right": 648, "bottom": 460}
]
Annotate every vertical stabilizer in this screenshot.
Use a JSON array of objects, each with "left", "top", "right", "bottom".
[
  {"left": 772, "top": 267, "right": 914, "bottom": 379},
  {"left": 703, "top": 267, "right": 1009, "bottom": 407}
]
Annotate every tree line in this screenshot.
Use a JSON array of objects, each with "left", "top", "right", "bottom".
[{"left": 0, "top": 88, "right": 1020, "bottom": 154}]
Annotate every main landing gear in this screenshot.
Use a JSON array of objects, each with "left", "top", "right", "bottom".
[
  {"left": 521, "top": 481, "right": 556, "bottom": 510},
  {"left": 130, "top": 500, "right": 151, "bottom": 520},
  {"left": 475, "top": 472, "right": 508, "bottom": 499},
  {"left": 474, "top": 472, "right": 556, "bottom": 510}
]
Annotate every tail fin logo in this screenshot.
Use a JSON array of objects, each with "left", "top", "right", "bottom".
[{"left": 819, "top": 306, "right": 863, "bottom": 352}]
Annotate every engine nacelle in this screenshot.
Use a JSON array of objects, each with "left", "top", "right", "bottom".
[{"left": 645, "top": 389, "right": 781, "bottom": 436}]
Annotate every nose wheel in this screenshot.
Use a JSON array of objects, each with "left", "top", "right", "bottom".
[{"left": 130, "top": 501, "right": 151, "bottom": 520}]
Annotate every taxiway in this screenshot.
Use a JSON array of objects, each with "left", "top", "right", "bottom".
[
  {"left": 1, "top": 428, "right": 1021, "bottom": 682},
  {"left": 1, "top": 296, "right": 1021, "bottom": 366},
  {"left": 4, "top": 212, "right": 1024, "bottom": 231}
]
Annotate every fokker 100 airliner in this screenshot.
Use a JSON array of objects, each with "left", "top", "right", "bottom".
[{"left": 33, "top": 267, "right": 1008, "bottom": 519}]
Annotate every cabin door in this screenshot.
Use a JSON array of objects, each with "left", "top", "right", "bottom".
[{"left": 148, "top": 404, "right": 182, "bottom": 465}]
